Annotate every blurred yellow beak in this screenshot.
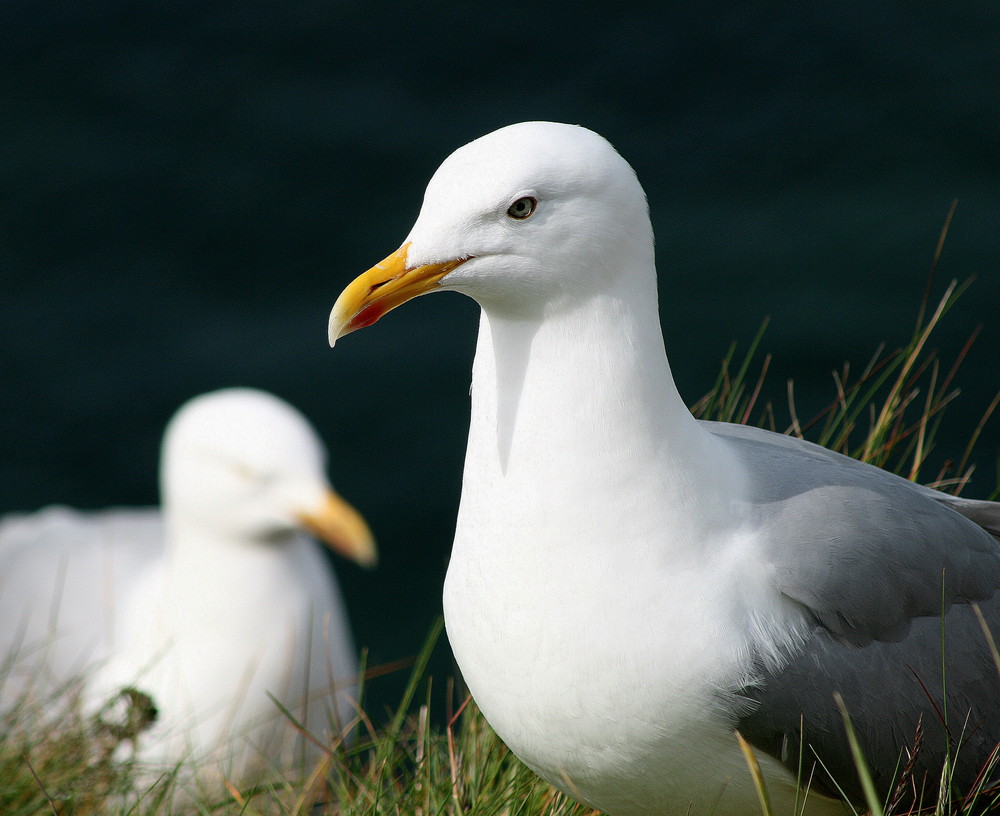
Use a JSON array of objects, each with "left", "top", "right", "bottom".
[
  {"left": 297, "top": 489, "right": 377, "bottom": 568},
  {"left": 328, "top": 242, "right": 469, "bottom": 346}
]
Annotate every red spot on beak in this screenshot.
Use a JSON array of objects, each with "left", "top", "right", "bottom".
[{"left": 351, "top": 301, "right": 388, "bottom": 330}]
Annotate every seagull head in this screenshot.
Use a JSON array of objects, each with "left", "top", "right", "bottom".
[
  {"left": 329, "top": 121, "right": 654, "bottom": 344},
  {"left": 160, "top": 388, "right": 376, "bottom": 567}
]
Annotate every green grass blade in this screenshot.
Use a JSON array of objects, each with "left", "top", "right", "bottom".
[{"left": 834, "top": 693, "right": 884, "bottom": 816}]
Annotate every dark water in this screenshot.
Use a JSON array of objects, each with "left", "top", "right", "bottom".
[{"left": 2, "top": 1, "right": 999, "bottom": 715}]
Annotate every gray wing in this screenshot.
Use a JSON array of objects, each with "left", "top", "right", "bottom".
[
  {"left": 737, "top": 599, "right": 1000, "bottom": 804},
  {"left": 702, "top": 422, "right": 1000, "bottom": 804},
  {"left": 707, "top": 421, "right": 1000, "bottom": 644},
  {"left": 0, "top": 505, "right": 163, "bottom": 702}
]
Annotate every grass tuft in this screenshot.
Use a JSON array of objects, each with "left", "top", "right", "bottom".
[{"left": 692, "top": 278, "right": 999, "bottom": 495}]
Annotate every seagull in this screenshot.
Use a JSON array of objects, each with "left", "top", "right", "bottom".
[
  {"left": 327, "top": 122, "right": 1000, "bottom": 815},
  {"left": 0, "top": 387, "right": 375, "bottom": 793}
]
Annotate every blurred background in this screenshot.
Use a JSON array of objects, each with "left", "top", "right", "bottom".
[{"left": 2, "top": 1, "right": 999, "bottom": 716}]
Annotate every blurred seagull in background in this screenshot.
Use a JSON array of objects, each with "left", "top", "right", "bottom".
[
  {"left": 328, "top": 121, "right": 1000, "bottom": 816},
  {"left": 0, "top": 387, "right": 375, "bottom": 793}
]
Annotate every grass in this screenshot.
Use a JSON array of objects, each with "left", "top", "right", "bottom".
[
  {"left": 3, "top": 241, "right": 999, "bottom": 814},
  {"left": 1, "top": 623, "right": 596, "bottom": 816},
  {"left": 692, "top": 203, "right": 999, "bottom": 501},
  {"left": 691, "top": 279, "right": 999, "bottom": 500},
  {"left": 0, "top": 678, "right": 152, "bottom": 814}
]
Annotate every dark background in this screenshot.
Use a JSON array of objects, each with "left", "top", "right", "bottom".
[{"left": 2, "top": 1, "right": 999, "bottom": 716}]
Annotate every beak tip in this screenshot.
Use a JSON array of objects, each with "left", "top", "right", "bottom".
[
  {"left": 349, "top": 533, "right": 379, "bottom": 570},
  {"left": 297, "top": 492, "right": 377, "bottom": 568}
]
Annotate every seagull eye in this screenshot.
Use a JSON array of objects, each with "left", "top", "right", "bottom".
[
  {"left": 506, "top": 196, "right": 537, "bottom": 220},
  {"left": 232, "top": 462, "right": 270, "bottom": 485}
]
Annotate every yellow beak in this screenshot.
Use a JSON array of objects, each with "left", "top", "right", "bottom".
[
  {"left": 328, "top": 243, "right": 469, "bottom": 346},
  {"left": 297, "top": 489, "right": 378, "bottom": 569}
]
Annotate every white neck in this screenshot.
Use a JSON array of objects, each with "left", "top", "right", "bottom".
[
  {"left": 455, "top": 269, "right": 745, "bottom": 564},
  {"left": 160, "top": 517, "right": 302, "bottom": 601}
]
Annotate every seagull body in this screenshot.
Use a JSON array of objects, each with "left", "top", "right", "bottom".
[
  {"left": 0, "top": 388, "right": 374, "bottom": 792},
  {"left": 329, "top": 122, "right": 1000, "bottom": 815}
]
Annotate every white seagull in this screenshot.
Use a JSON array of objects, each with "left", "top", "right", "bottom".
[
  {"left": 327, "top": 122, "right": 1000, "bottom": 815},
  {"left": 0, "top": 387, "right": 374, "bottom": 793}
]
